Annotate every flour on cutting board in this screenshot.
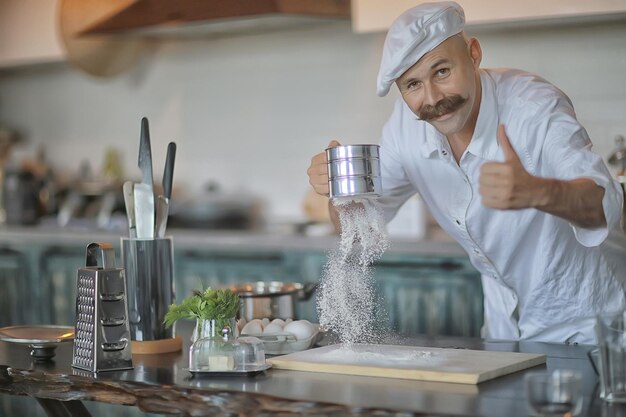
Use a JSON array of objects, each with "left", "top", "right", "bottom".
[{"left": 292, "top": 344, "right": 446, "bottom": 368}]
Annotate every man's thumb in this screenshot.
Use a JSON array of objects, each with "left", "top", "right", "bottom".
[
  {"left": 497, "top": 124, "right": 517, "bottom": 161},
  {"left": 327, "top": 140, "right": 341, "bottom": 148}
]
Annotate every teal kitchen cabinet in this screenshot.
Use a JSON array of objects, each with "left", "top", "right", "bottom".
[
  {"left": 0, "top": 230, "right": 482, "bottom": 338},
  {"left": 174, "top": 250, "right": 321, "bottom": 323},
  {"left": 0, "top": 247, "right": 29, "bottom": 326},
  {"left": 38, "top": 246, "right": 87, "bottom": 325},
  {"left": 0, "top": 243, "right": 87, "bottom": 326},
  {"left": 289, "top": 251, "right": 328, "bottom": 323},
  {"left": 174, "top": 250, "right": 292, "bottom": 300},
  {"left": 373, "top": 256, "right": 483, "bottom": 337},
  {"left": 0, "top": 239, "right": 118, "bottom": 326},
  {"left": 297, "top": 252, "right": 483, "bottom": 338}
]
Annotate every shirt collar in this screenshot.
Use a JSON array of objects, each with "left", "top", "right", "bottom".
[
  {"left": 404, "top": 102, "right": 443, "bottom": 158},
  {"left": 420, "top": 124, "right": 444, "bottom": 158},
  {"left": 466, "top": 70, "right": 500, "bottom": 160}
]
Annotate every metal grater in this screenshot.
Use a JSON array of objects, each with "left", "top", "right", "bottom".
[{"left": 72, "top": 242, "right": 133, "bottom": 373}]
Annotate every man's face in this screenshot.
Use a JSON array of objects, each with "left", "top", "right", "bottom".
[{"left": 396, "top": 35, "right": 481, "bottom": 137}]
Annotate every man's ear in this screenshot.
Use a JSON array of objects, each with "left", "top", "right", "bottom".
[{"left": 468, "top": 38, "right": 482, "bottom": 68}]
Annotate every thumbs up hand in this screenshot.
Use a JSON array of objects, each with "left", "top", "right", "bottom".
[{"left": 479, "top": 125, "right": 543, "bottom": 210}]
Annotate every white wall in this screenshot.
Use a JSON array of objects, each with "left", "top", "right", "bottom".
[{"left": 0, "top": 19, "right": 625, "bottom": 223}]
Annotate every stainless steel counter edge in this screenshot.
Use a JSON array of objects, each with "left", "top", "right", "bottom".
[{"left": 0, "top": 226, "right": 466, "bottom": 256}]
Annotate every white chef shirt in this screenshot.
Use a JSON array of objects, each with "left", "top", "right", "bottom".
[{"left": 379, "top": 68, "right": 626, "bottom": 344}]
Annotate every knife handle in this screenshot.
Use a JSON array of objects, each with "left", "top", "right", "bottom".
[
  {"left": 122, "top": 181, "right": 136, "bottom": 238},
  {"left": 163, "top": 142, "right": 177, "bottom": 199}
]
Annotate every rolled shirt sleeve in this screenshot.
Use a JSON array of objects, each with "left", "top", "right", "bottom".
[
  {"left": 571, "top": 167, "right": 623, "bottom": 247},
  {"left": 539, "top": 110, "right": 623, "bottom": 247}
]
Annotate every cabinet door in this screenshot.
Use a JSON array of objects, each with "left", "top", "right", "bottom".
[
  {"left": 352, "top": 0, "right": 626, "bottom": 33},
  {"left": 39, "top": 246, "right": 85, "bottom": 325},
  {"left": 0, "top": 0, "right": 64, "bottom": 67},
  {"left": 286, "top": 252, "right": 325, "bottom": 323},
  {"left": 175, "top": 251, "right": 288, "bottom": 300},
  {"left": 375, "top": 258, "right": 483, "bottom": 337},
  {"left": 0, "top": 247, "right": 29, "bottom": 325}
]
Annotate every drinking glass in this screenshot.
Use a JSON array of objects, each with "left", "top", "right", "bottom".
[
  {"left": 596, "top": 311, "right": 626, "bottom": 402},
  {"left": 525, "top": 369, "right": 583, "bottom": 416}
]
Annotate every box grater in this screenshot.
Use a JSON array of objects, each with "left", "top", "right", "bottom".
[{"left": 72, "top": 242, "right": 133, "bottom": 372}]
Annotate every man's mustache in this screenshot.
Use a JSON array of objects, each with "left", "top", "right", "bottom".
[{"left": 418, "top": 95, "right": 467, "bottom": 121}]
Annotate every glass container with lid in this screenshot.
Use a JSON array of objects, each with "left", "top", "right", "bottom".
[{"left": 188, "top": 319, "right": 265, "bottom": 372}]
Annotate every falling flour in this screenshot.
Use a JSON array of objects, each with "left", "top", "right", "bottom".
[{"left": 316, "top": 197, "right": 390, "bottom": 344}]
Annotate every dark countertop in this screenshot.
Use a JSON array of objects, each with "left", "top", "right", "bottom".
[{"left": 0, "top": 321, "right": 618, "bottom": 417}]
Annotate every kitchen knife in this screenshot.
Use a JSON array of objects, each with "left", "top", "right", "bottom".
[
  {"left": 156, "top": 141, "right": 176, "bottom": 238},
  {"left": 122, "top": 181, "right": 137, "bottom": 238},
  {"left": 134, "top": 117, "right": 155, "bottom": 239}
]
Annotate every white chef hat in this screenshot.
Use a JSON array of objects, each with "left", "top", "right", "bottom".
[{"left": 376, "top": 1, "right": 465, "bottom": 97}]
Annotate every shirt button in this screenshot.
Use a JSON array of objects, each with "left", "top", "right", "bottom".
[
  {"left": 442, "top": 150, "right": 448, "bottom": 156},
  {"left": 455, "top": 219, "right": 461, "bottom": 226},
  {"left": 473, "top": 248, "right": 480, "bottom": 254}
]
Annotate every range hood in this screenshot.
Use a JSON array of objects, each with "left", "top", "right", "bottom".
[
  {"left": 77, "top": 0, "right": 351, "bottom": 36},
  {"left": 58, "top": 0, "right": 350, "bottom": 77}
]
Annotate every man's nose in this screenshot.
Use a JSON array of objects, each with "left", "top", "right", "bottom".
[{"left": 423, "top": 83, "right": 443, "bottom": 106}]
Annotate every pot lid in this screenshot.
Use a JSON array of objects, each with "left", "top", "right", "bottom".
[{"left": 231, "top": 281, "right": 303, "bottom": 296}]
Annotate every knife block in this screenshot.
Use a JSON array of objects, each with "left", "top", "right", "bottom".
[{"left": 121, "top": 237, "right": 176, "bottom": 345}]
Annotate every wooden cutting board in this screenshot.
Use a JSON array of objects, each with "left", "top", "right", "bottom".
[{"left": 267, "top": 343, "right": 546, "bottom": 384}]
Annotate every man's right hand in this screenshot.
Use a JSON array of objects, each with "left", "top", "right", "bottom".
[{"left": 307, "top": 140, "right": 341, "bottom": 196}]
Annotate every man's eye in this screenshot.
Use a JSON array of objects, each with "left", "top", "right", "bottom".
[
  {"left": 436, "top": 68, "right": 450, "bottom": 77},
  {"left": 407, "top": 81, "right": 420, "bottom": 90}
]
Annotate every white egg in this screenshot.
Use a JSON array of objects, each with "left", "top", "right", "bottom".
[
  {"left": 236, "top": 319, "right": 247, "bottom": 333},
  {"left": 249, "top": 318, "right": 265, "bottom": 329},
  {"left": 241, "top": 320, "right": 263, "bottom": 335},
  {"left": 284, "top": 320, "right": 315, "bottom": 341},
  {"left": 263, "top": 323, "right": 284, "bottom": 334},
  {"left": 261, "top": 318, "right": 270, "bottom": 327},
  {"left": 270, "top": 318, "right": 286, "bottom": 329}
]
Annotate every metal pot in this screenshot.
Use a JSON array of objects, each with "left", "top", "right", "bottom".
[{"left": 230, "top": 281, "right": 317, "bottom": 321}]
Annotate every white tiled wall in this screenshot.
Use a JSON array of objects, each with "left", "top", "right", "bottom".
[{"left": 0, "top": 20, "right": 624, "bottom": 223}]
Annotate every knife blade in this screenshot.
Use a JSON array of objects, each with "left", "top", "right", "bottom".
[
  {"left": 156, "top": 141, "right": 176, "bottom": 238},
  {"left": 134, "top": 117, "right": 155, "bottom": 239},
  {"left": 122, "top": 181, "right": 137, "bottom": 238}
]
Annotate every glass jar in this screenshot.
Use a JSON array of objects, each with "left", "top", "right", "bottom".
[
  {"left": 188, "top": 318, "right": 265, "bottom": 372},
  {"left": 189, "top": 318, "right": 237, "bottom": 372},
  {"left": 233, "top": 336, "right": 266, "bottom": 369},
  {"left": 191, "top": 318, "right": 237, "bottom": 343}
]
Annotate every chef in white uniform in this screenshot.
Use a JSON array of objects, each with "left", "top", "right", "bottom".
[{"left": 307, "top": 1, "right": 626, "bottom": 344}]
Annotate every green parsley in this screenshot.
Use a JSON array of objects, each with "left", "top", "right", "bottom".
[{"left": 164, "top": 288, "right": 240, "bottom": 329}]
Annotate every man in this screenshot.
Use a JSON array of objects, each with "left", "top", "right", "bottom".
[{"left": 307, "top": 1, "right": 626, "bottom": 343}]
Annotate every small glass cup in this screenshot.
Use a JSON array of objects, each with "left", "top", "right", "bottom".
[
  {"left": 525, "top": 369, "right": 583, "bottom": 416},
  {"left": 596, "top": 311, "right": 626, "bottom": 402}
]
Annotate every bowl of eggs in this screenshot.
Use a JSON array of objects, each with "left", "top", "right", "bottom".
[{"left": 238, "top": 318, "right": 322, "bottom": 355}]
